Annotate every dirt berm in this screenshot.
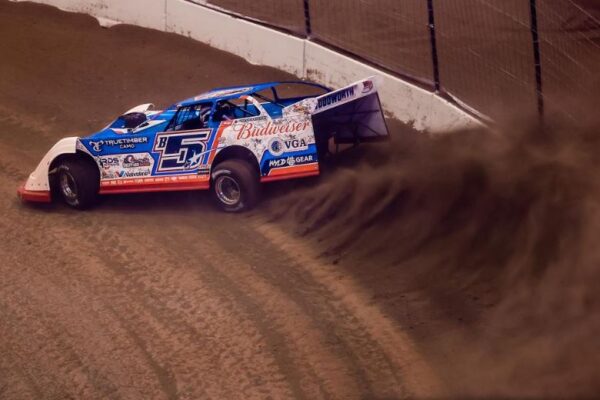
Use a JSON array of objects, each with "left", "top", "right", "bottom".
[{"left": 1, "top": 1, "right": 598, "bottom": 399}]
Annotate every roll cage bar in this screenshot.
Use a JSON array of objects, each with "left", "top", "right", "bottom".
[{"left": 181, "top": 81, "right": 331, "bottom": 106}]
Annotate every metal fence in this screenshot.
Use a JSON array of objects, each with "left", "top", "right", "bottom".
[{"left": 191, "top": 0, "right": 600, "bottom": 121}]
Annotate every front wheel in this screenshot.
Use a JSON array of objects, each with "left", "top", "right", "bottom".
[
  {"left": 55, "top": 159, "right": 99, "bottom": 209},
  {"left": 211, "top": 160, "right": 260, "bottom": 212}
]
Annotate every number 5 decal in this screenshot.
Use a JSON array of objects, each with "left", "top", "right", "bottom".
[{"left": 153, "top": 129, "right": 212, "bottom": 172}]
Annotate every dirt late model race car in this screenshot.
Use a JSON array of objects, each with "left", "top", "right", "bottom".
[{"left": 18, "top": 76, "right": 389, "bottom": 212}]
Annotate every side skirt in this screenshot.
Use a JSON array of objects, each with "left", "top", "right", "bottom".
[{"left": 99, "top": 176, "right": 210, "bottom": 195}]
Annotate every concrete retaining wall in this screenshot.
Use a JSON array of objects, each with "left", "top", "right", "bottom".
[
  {"left": 11, "top": 0, "right": 483, "bottom": 132},
  {"left": 165, "top": 0, "right": 305, "bottom": 78}
]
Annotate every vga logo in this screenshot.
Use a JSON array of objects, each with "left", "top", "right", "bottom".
[
  {"left": 286, "top": 139, "right": 308, "bottom": 151},
  {"left": 268, "top": 138, "right": 285, "bottom": 156},
  {"left": 268, "top": 137, "right": 309, "bottom": 156}
]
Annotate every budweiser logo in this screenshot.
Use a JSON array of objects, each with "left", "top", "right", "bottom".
[{"left": 233, "top": 120, "right": 310, "bottom": 140}]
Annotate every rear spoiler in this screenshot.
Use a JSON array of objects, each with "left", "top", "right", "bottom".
[{"left": 311, "top": 76, "right": 390, "bottom": 145}]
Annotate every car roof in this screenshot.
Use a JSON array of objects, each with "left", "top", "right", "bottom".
[{"left": 178, "top": 81, "right": 329, "bottom": 107}]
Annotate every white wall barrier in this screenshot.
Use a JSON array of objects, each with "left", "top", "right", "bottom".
[
  {"left": 165, "top": 0, "right": 305, "bottom": 78},
  {"left": 12, "top": 0, "right": 483, "bottom": 132}
]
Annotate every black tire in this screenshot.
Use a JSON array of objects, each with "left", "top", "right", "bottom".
[
  {"left": 211, "top": 160, "right": 260, "bottom": 212},
  {"left": 55, "top": 158, "right": 99, "bottom": 210}
]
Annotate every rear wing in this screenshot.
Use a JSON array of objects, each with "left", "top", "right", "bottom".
[{"left": 311, "top": 76, "right": 390, "bottom": 145}]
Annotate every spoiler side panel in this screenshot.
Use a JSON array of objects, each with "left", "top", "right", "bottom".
[{"left": 310, "top": 76, "right": 390, "bottom": 145}]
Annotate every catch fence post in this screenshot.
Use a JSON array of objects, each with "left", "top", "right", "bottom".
[
  {"left": 304, "top": 0, "right": 312, "bottom": 37},
  {"left": 529, "top": 0, "right": 545, "bottom": 117},
  {"left": 427, "top": 0, "right": 441, "bottom": 92}
]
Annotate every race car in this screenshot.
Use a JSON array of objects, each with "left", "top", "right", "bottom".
[{"left": 18, "top": 76, "right": 389, "bottom": 212}]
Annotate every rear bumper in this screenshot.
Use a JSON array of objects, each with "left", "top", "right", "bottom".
[{"left": 17, "top": 184, "right": 51, "bottom": 203}]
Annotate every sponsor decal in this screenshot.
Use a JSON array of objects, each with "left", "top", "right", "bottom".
[
  {"left": 153, "top": 130, "right": 211, "bottom": 172},
  {"left": 268, "top": 137, "right": 308, "bottom": 156},
  {"left": 100, "top": 157, "right": 120, "bottom": 169},
  {"left": 268, "top": 154, "right": 315, "bottom": 168},
  {"left": 236, "top": 115, "right": 268, "bottom": 123},
  {"left": 101, "top": 170, "right": 116, "bottom": 179},
  {"left": 233, "top": 120, "right": 311, "bottom": 140},
  {"left": 122, "top": 154, "right": 151, "bottom": 168},
  {"left": 285, "top": 98, "right": 317, "bottom": 115},
  {"left": 316, "top": 86, "right": 356, "bottom": 110},
  {"left": 268, "top": 137, "right": 285, "bottom": 156},
  {"left": 286, "top": 138, "right": 308, "bottom": 151},
  {"left": 117, "top": 169, "right": 151, "bottom": 178},
  {"left": 362, "top": 80, "right": 374, "bottom": 93},
  {"left": 88, "top": 137, "right": 148, "bottom": 152},
  {"left": 98, "top": 153, "right": 155, "bottom": 180}
]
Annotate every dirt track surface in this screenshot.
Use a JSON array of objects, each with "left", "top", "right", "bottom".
[
  {"left": 0, "top": 2, "right": 439, "bottom": 399},
  {"left": 3, "top": 2, "right": 600, "bottom": 399}
]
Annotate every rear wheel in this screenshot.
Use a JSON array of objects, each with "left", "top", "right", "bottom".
[
  {"left": 55, "top": 159, "right": 99, "bottom": 209},
  {"left": 211, "top": 160, "right": 260, "bottom": 212}
]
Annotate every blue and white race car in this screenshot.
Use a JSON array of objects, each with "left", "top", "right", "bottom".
[{"left": 18, "top": 76, "right": 389, "bottom": 212}]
